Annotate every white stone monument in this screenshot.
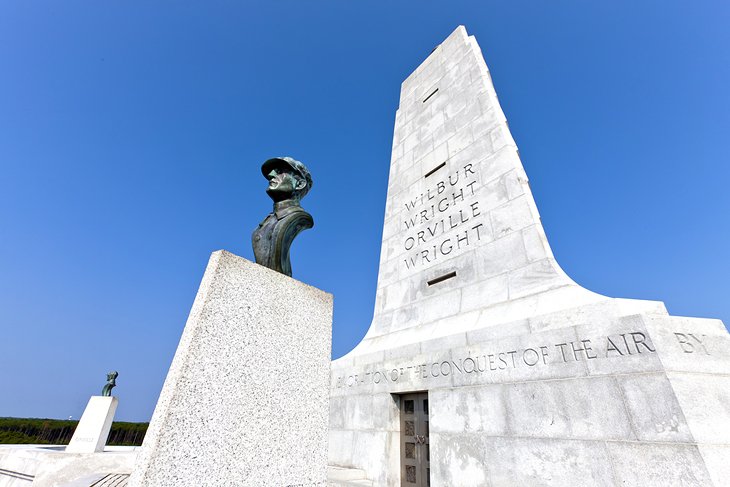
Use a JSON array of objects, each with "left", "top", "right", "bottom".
[
  {"left": 328, "top": 26, "right": 730, "bottom": 486},
  {"left": 129, "top": 250, "right": 332, "bottom": 487},
  {"left": 65, "top": 396, "right": 119, "bottom": 454}
]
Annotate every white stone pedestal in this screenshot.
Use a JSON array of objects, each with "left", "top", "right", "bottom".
[
  {"left": 65, "top": 396, "right": 118, "bottom": 453},
  {"left": 129, "top": 250, "right": 333, "bottom": 487}
]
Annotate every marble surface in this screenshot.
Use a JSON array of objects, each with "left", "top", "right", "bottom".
[
  {"left": 347, "top": 25, "right": 668, "bottom": 357},
  {"left": 0, "top": 444, "right": 138, "bottom": 487},
  {"left": 65, "top": 396, "right": 118, "bottom": 454},
  {"left": 128, "top": 250, "right": 332, "bottom": 487},
  {"left": 328, "top": 25, "right": 730, "bottom": 486}
]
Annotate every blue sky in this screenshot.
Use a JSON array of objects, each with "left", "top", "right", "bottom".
[{"left": 1, "top": 1, "right": 728, "bottom": 422}]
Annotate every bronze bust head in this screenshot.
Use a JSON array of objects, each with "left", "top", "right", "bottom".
[
  {"left": 252, "top": 157, "right": 314, "bottom": 277},
  {"left": 101, "top": 371, "right": 118, "bottom": 397}
]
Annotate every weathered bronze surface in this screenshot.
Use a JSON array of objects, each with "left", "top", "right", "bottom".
[
  {"left": 101, "top": 371, "right": 118, "bottom": 396},
  {"left": 252, "top": 157, "right": 314, "bottom": 277}
]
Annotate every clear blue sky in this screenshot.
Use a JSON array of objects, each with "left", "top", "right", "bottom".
[{"left": 1, "top": 1, "right": 728, "bottom": 422}]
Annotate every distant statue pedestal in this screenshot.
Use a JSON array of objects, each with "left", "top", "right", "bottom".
[
  {"left": 65, "top": 396, "right": 119, "bottom": 453},
  {"left": 128, "top": 250, "right": 332, "bottom": 487}
]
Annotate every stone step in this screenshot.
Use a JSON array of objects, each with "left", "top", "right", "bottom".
[
  {"left": 328, "top": 480, "right": 373, "bottom": 487},
  {"left": 327, "top": 465, "right": 372, "bottom": 485}
]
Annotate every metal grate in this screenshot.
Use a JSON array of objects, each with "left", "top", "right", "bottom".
[{"left": 91, "top": 474, "right": 130, "bottom": 487}]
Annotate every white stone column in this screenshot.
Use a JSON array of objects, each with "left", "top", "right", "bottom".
[
  {"left": 65, "top": 396, "right": 118, "bottom": 453},
  {"left": 129, "top": 250, "right": 332, "bottom": 487}
]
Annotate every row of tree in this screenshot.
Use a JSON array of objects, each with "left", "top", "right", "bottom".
[{"left": 0, "top": 417, "right": 148, "bottom": 446}]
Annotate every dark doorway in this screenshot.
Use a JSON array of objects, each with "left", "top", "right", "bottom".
[{"left": 400, "top": 392, "right": 430, "bottom": 486}]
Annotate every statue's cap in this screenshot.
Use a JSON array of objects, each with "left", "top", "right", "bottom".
[{"left": 261, "top": 157, "right": 313, "bottom": 196}]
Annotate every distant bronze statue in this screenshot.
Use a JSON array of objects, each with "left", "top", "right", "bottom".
[
  {"left": 101, "top": 371, "right": 118, "bottom": 397},
  {"left": 252, "top": 157, "right": 313, "bottom": 277}
]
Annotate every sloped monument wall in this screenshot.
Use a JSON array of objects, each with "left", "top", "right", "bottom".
[
  {"left": 129, "top": 251, "right": 332, "bottom": 487},
  {"left": 329, "top": 26, "right": 730, "bottom": 486}
]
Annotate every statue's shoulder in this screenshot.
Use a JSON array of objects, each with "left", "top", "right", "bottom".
[{"left": 278, "top": 206, "right": 313, "bottom": 227}]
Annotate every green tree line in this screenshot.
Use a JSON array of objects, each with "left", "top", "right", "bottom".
[{"left": 0, "top": 417, "right": 147, "bottom": 446}]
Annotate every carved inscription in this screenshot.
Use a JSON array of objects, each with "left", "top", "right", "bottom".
[
  {"left": 401, "top": 163, "right": 486, "bottom": 270},
  {"left": 334, "top": 331, "right": 657, "bottom": 389},
  {"left": 674, "top": 333, "right": 710, "bottom": 354}
]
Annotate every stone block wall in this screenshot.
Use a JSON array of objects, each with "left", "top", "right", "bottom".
[{"left": 329, "top": 25, "right": 730, "bottom": 486}]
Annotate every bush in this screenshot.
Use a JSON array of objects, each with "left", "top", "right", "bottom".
[{"left": 0, "top": 417, "right": 148, "bottom": 446}]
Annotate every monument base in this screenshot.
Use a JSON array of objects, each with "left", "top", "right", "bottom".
[
  {"left": 129, "top": 250, "right": 333, "bottom": 487},
  {"left": 329, "top": 307, "right": 730, "bottom": 486},
  {"left": 65, "top": 396, "right": 118, "bottom": 454}
]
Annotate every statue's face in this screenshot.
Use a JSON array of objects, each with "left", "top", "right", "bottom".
[{"left": 266, "top": 168, "right": 306, "bottom": 202}]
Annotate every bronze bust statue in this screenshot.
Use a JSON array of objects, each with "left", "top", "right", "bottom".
[
  {"left": 252, "top": 157, "right": 313, "bottom": 277},
  {"left": 101, "top": 371, "right": 118, "bottom": 397}
]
